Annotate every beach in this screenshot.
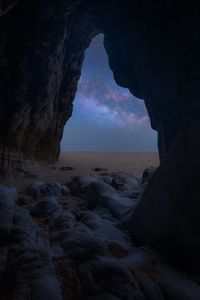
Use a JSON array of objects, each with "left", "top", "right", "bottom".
[{"left": 8, "top": 151, "right": 159, "bottom": 194}]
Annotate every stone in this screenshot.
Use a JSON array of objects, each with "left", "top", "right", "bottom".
[
  {"left": 111, "top": 173, "right": 139, "bottom": 191},
  {"left": 86, "top": 181, "right": 135, "bottom": 219},
  {"left": 62, "top": 233, "right": 107, "bottom": 262},
  {"left": 31, "top": 197, "right": 60, "bottom": 217},
  {"left": 60, "top": 166, "right": 76, "bottom": 171},
  {"left": 17, "top": 196, "right": 33, "bottom": 206},
  {"left": 0, "top": 185, "right": 17, "bottom": 208},
  {"left": 155, "top": 263, "right": 200, "bottom": 300},
  {"left": 141, "top": 167, "right": 156, "bottom": 186},
  {"left": 93, "top": 167, "right": 108, "bottom": 172},
  {"left": 52, "top": 211, "right": 75, "bottom": 230},
  {"left": 79, "top": 257, "right": 143, "bottom": 299},
  {"left": 0, "top": 186, "right": 17, "bottom": 245},
  {"left": 80, "top": 211, "right": 100, "bottom": 229},
  {"left": 101, "top": 175, "right": 113, "bottom": 185},
  {"left": 0, "top": 210, "right": 13, "bottom": 245},
  {"left": 68, "top": 176, "right": 98, "bottom": 196},
  {"left": 31, "top": 275, "right": 63, "bottom": 300},
  {"left": 60, "top": 185, "right": 70, "bottom": 196},
  {"left": 88, "top": 293, "right": 120, "bottom": 300},
  {"left": 27, "top": 181, "right": 62, "bottom": 199}
]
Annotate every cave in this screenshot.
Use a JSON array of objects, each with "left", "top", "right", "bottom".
[{"left": 1, "top": 0, "right": 200, "bottom": 299}]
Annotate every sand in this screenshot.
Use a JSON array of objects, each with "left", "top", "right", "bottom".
[{"left": 8, "top": 151, "right": 159, "bottom": 194}]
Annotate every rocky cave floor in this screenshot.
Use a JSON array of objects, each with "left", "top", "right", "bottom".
[{"left": 0, "top": 170, "right": 200, "bottom": 300}]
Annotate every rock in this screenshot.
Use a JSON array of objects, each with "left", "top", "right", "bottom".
[
  {"left": 86, "top": 181, "right": 119, "bottom": 210},
  {"left": 80, "top": 211, "right": 100, "bottom": 230},
  {"left": 86, "top": 181, "right": 135, "bottom": 219},
  {"left": 127, "top": 119, "right": 200, "bottom": 271},
  {"left": 155, "top": 263, "right": 200, "bottom": 300},
  {"left": 52, "top": 211, "right": 75, "bottom": 230},
  {"left": 31, "top": 275, "right": 63, "bottom": 300},
  {"left": 17, "top": 196, "right": 33, "bottom": 206},
  {"left": 0, "top": 185, "right": 18, "bottom": 207},
  {"left": 62, "top": 234, "right": 107, "bottom": 262},
  {"left": 0, "top": 255, "right": 7, "bottom": 273},
  {"left": 141, "top": 167, "right": 156, "bottom": 186},
  {"left": 31, "top": 197, "right": 60, "bottom": 217},
  {"left": 107, "top": 241, "right": 129, "bottom": 258},
  {"left": 88, "top": 293, "right": 120, "bottom": 300},
  {"left": 79, "top": 257, "right": 142, "bottom": 299},
  {"left": 101, "top": 175, "right": 113, "bottom": 185},
  {"left": 60, "top": 166, "right": 76, "bottom": 171},
  {"left": 68, "top": 176, "right": 98, "bottom": 196},
  {"left": 61, "top": 185, "right": 70, "bottom": 196},
  {"left": 27, "top": 181, "right": 62, "bottom": 199},
  {"left": 93, "top": 167, "right": 108, "bottom": 172},
  {"left": 111, "top": 173, "right": 139, "bottom": 191},
  {"left": 12, "top": 208, "right": 39, "bottom": 244},
  {"left": 0, "top": 186, "right": 17, "bottom": 245},
  {"left": 0, "top": 210, "right": 13, "bottom": 245}
]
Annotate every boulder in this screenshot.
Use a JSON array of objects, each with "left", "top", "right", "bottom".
[
  {"left": 0, "top": 185, "right": 17, "bottom": 208},
  {"left": 31, "top": 275, "right": 63, "bottom": 300},
  {"left": 60, "top": 185, "right": 71, "bottom": 196},
  {"left": 62, "top": 234, "right": 107, "bottom": 262},
  {"left": 52, "top": 211, "right": 75, "bottom": 231},
  {"left": 111, "top": 173, "right": 139, "bottom": 191},
  {"left": 31, "top": 197, "right": 60, "bottom": 217},
  {"left": 0, "top": 185, "right": 17, "bottom": 245},
  {"left": 17, "top": 196, "right": 33, "bottom": 206},
  {"left": 86, "top": 181, "right": 135, "bottom": 218},
  {"left": 68, "top": 176, "right": 98, "bottom": 196},
  {"left": 0, "top": 210, "right": 13, "bottom": 245},
  {"left": 79, "top": 257, "right": 143, "bottom": 299},
  {"left": 27, "top": 181, "right": 62, "bottom": 199}
]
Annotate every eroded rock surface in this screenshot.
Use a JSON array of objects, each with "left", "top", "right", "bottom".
[{"left": 0, "top": 176, "right": 199, "bottom": 299}]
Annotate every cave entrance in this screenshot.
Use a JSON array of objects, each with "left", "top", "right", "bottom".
[{"left": 60, "top": 34, "right": 158, "bottom": 173}]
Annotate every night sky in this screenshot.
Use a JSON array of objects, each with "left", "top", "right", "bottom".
[{"left": 61, "top": 34, "right": 157, "bottom": 152}]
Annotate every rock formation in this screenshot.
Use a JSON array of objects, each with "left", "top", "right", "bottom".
[
  {"left": 1, "top": 0, "right": 200, "bottom": 285},
  {"left": 1, "top": 176, "right": 200, "bottom": 299}
]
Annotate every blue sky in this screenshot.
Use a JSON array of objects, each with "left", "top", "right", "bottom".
[{"left": 61, "top": 34, "right": 157, "bottom": 152}]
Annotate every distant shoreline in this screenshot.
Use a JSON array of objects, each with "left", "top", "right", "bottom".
[
  {"left": 9, "top": 151, "right": 159, "bottom": 194},
  {"left": 60, "top": 151, "right": 158, "bottom": 154}
]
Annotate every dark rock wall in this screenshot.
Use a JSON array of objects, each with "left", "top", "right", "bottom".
[
  {"left": 97, "top": 0, "right": 200, "bottom": 159},
  {"left": 0, "top": 0, "right": 19, "bottom": 17},
  {"left": 0, "top": 0, "right": 98, "bottom": 175}
]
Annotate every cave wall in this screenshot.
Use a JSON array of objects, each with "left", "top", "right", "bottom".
[
  {"left": 0, "top": 0, "right": 98, "bottom": 175},
  {"left": 96, "top": 0, "right": 200, "bottom": 159},
  {"left": 93, "top": 0, "right": 200, "bottom": 269}
]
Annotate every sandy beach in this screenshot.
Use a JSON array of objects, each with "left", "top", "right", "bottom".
[
  {"left": 8, "top": 151, "right": 159, "bottom": 194},
  {"left": 56, "top": 151, "right": 159, "bottom": 177}
]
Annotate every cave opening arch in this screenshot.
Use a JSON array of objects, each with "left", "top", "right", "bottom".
[
  {"left": 0, "top": 0, "right": 198, "bottom": 175},
  {"left": 61, "top": 33, "right": 158, "bottom": 156}
]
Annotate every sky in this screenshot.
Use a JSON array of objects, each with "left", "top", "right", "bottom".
[{"left": 61, "top": 34, "right": 157, "bottom": 152}]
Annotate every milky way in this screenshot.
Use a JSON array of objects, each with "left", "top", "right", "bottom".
[{"left": 61, "top": 34, "right": 157, "bottom": 151}]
